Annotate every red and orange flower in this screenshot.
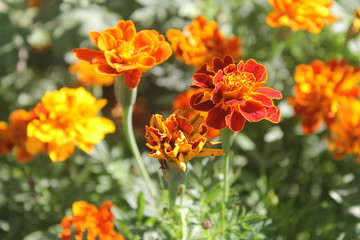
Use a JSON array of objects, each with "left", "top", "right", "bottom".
[
  {"left": 59, "top": 201, "right": 124, "bottom": 240},
  {"left": 266, "top": 0, "right": 337, "bottom": 33},
  {"left": 288, "top": 59, "right": 360, "bottom": 134},
  {"left": 73, "top": 20, "right": 172, "bottom": 89},
  {"left": 190, "top": 55, "right": 282, "bottom": 132},
  {"left": 328, "top": 99, "right": 360, "bottom": 164},
  {"left": 145, "top": 112, "right": 224, "bottom": 175},
  {"left": 166, "top": 16, "right": 241, "bottom": 67}
]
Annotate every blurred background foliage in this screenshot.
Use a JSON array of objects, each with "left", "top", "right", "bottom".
[{"left": 0, "top": 0, "right": 360, "bottom": 239}]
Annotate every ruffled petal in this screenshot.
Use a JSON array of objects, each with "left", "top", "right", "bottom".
[
  {"left": 254, "top": 87, "right": 282, "bottom": 99},
  {"left": 226, "top": 107, "right": 246, "bottom": 131},
  {"left": 206, "top": 104, "right": 229, "bottom": 129},
  {"left": 239, "top": 101, "right": 267, "bottom": 122}
]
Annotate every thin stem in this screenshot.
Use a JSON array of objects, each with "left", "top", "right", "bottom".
[
  {"left": 221, "top": 127, "right": 233, "bottom": 202},
  {"left": 114, "top": 77, "right": 157, "bottom": 197}
]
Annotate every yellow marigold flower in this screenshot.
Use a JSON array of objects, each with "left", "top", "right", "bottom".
[
  {"left": 288, "top": 59, "right": 360, "bottom": 134},
  {"left": 266, "top": 0, "right": 337, "bottom": 33},
  {"left": 73, "top": 20, "right": 172, "bottom": 89},
  {"left": 172, "top": 89, "right": 220, "bottom": 139},
  {"left": 166, "top": 16, "right": 241, "bottom": 67},
  {"left": 69, "top": 60, "right": 115, "bottom": 86},
  {"left": 59, "top": 201, "right": 124, "bottom": 240},
  {"left": 145, "top": 112, "right": 224, "bottom": 175},
  {"left": 27, "top": 87, "right": 115, "bottom": 162},
  {"left": 328, "top": 100, "right": 360, "bottom": 163}
]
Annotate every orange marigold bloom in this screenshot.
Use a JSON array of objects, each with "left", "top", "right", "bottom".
[
  {"left": 59, "top": 201, "right": 124, "bottom": 240},
  {"left": 0, "top": 110, "right": 43, "bottom": 163},
  {"left": 288, "top": 59, "right": 360, "bottom": 134},
  {"left": 266, "top": 0, "right": 337, "bottom": 33},
  {"left": 69, "top": 60, "right": 115, "bottom": 86},
  {"left": 172, "top": 89, "right": 220, "bottom": 139},
  {"left": 27, "top": 87, "right": 115, "bottom": 162},
  {"left": 166, "top": 16, "right": 241, "bottom": 67},
  {"left": 190, "top": 55, "right": 282, "bottom": 132},
  {"left": 328, "top": 100, "right": 360, "bottom": 164},
  {"left": 73, "top": 20, "right": 172, "bottom": 89},
  {"left": 145, "top": 112, "right": 224, "bottom": 174}
]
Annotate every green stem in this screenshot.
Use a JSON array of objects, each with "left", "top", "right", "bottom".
[
  {"left": 114, "top": 77, "right": 157, "bottom": 197},
  {"left": 221, "top": 127, "right": 233, "bottom": 202}
]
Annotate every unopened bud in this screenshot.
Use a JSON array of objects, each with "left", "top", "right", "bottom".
[{"left": 202, "top": 220, "right": 212, "bottom": 229}]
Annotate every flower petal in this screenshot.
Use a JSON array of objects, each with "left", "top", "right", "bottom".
[
  {"left": 97, "top": 32, "right": 118, "bottom": 51},
  {"left": 190, "top": 92, "right": 215, "bottom": 111},
  {"left": 239, "top": 101, "right": 266, "bottom": 122},
  {"left": 242, "top": 59, "right": 267, "bottom": 82},
  {"left": 96, "top": 65, "right": 119, "bottom": 75},
  {"left": 124, "top": 70, "right": 142, "bottom": 89},
  {"left": 206, "top": 104, "right": 229, "bottom": 129},
  {"left": 252, "top": 93, "right": 273, "bottom": 107},
  {"left": 226, "top": 107, "right": 246, "bottom": 131},
  {"left": 254, "top": 87, "right": 282, "bottom": 99},
  {"left": 73, "top": 49, "right": 106, "bottom": 64}
]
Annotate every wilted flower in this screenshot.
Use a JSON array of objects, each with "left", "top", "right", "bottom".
[
  {"left": 27, "top": 87, "right": 115, "bottom": 162},
  {"left": 145, "top": 112, "right": 224, "bottom": 175},
  {"left": 166, "top": 16, "right": 241, "bottom": 67},
  {"left": 58, "top": 201, "right": 124, "bottom": 240},
  {"left": 172, "top": 89, "right": 220, "bottom": 139},
  {"left": 190, "top": 55, "right": 282, "bottom": 132},
  {"left": 69, "top": 60, "right": 114, "bottom": 86},
  {"left": 328, "top": 99, "right": 360, "bottom": 163},
  {"left": 288, "top": 59, "right": 360, "bottom": 133},
  {"left": 266, "top": 0, "right": 337, "bottom": 33},
  {"left": 73, "top": 20, "right": 172, "bottom": 89}
]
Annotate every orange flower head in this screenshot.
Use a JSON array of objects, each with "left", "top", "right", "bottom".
[
  {"left": 190, "top": 55, "right": 282, "bottom": 132},
  {"left": 27, "top": 87, "right": 115, "bottom": 162},
  {"left": 5, "top": 109, "right": 42, "bottom": 163},
  {"left": 69, "top": 60, "right": 115, "bottom": 86},
  {"left": 73, "top": 20, "right": 172, "bottom": 89},
  {"left": 172, "top": 89, "right": 220, "bottom": 139},
  {"left": 145, "top": 111, "right": 224, "bottom": 175},
  {"left": 166, "top": 16, "right": 241, "bottom": 67},
  {"left": 328, "top": 99, "right": 360, "bottom": 164},
  {"left": 266, "top": 0, "right": 337, "bottom": 33},
  {"left": 59, "top": 201, "right": 124, "bottom": 240},
  {"left": 288, "top": 59, "right": 360, "bottom": 134}
]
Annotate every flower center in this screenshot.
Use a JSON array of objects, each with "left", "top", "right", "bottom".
[{"left": 223, "top": 72, "right": 255, "bottom": 99}]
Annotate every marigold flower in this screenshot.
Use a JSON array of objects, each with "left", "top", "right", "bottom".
[
  {"left": 27, "top": 87, "right": 115, "bottom": 162},
  {"left": 0, "top": 109, "right": 43, "bottom": 163},
  {"left": 69, "top": 60, "right": 114, "bottom": 86},
  {"left": 172, "top": 89, "right": 220, "bottom": 139},
  {"left": 266, "top": 0, "right": 337, "bottom": 33},
  {"left": 59, "top": 201, "right": 124, "bottom": 240},
  {"left": 73, "top": 20, "right": 172, "bottom": 89},
  {"left": 166, "top": 16, "right": 241, "bottom": 67},
  {"left": 328, "top": 100, "right": 360, "bottom": 163},
  {"left": 190, "top": 55, "right": 282, "bottom": 132},
  {"left": 288, "top": 59, "right": 360, "bottom": 134},
  {"left": 145, "top": 112, "right": 224, "bottom": 174}
]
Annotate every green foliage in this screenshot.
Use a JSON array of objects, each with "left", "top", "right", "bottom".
[{"left": 0, "top": 0, "right": 360, "bottom": 240}]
